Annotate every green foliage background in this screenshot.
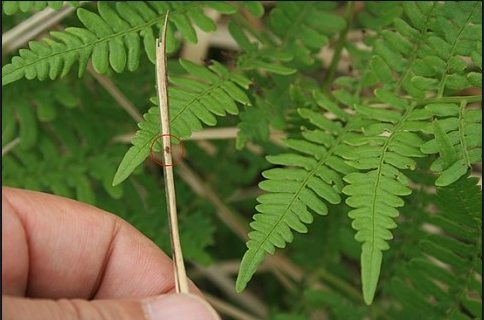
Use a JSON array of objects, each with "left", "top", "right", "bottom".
[{"left": 2, "top": 1, "right": 482, "bottom": 319}]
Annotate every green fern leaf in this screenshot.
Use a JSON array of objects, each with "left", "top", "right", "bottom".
[
  {"left": 2, "top": 1, "right": 80, "bottom": 15},
  {"left": 239, "top": 1, "right": 264, "bottom": 18},
  {"left": 2, "top": 1, "right": 235, "bottom": 86},
  {"left": 357, "top": 2, "right": 403, "bottom": 31},
  {"left": 112, "top": 107, "right": 158, "bottom": 187},
  {"left": 366, "top": 1, "right": 482, "bottom": 99},
  {"left": 250, "top": 60, "right": 296, "bottom": 75},
  {"left": 3, "top": 80, "right": 78, "bottom": 141},
  {"left": 267, "top": 1, "right": 345, "bottom": 65},
  {"left": 416, "top": 2, "right": 481, "bottom": 96},
  {"left": 343, "top": 169, "right": 410, "bottom": 304},
  {"left": 3, "top": 100, "right": 125, "bottom": 204},
  {"left": 236, "top": 77, "right": 290, "bottom": 149},
  {"left": 236, "top": 100, "right": 354, "bottom": 292},
  {"left": 342, "top": 97, "right": 429, "bottom": 304},
  {"left": 236, "top": 101, "right": 272, "bottom": 150},
  {"left": 421, "top": 102, "right": 482, "bottom": 186},
  {"left": 361, "top": 0, "right": 482, "bottom": 188},
  {"left": 391, "top": 175, "right": 482, "bottom": 319},
  {"left": 228, "top": 21, "right": 257, "bottom": 53},
  {"left": 202, "top": 1, "right": 237, "bottom": 14},
  {"left": 187, "top": 6, "right": 217, "bottom": 32},
  {"left": 431, "top": 118, "right": 458, "bottom": 168},
  {"left": 113, "top": 60, "right": 251, "bottom": 185}
]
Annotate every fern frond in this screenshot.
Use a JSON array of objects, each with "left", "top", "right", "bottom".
[
  {"left": 236, "top": 100, "right": 272, "bottom": 150},
  {"left": 425, "top": 2, "right": 481, "bottom": 97},
  {"left": 267, "top": 1, "right": 345, "bottom": 66},
  {"left": 2, "top": 1, "right": 81, "bottom": 15},
  {"left": 228, "top": 20, "right": 296, "bottom": 76},
  {"left": 340, "top": 3, "right": 482, "bottom": 303},
  {"left": 2, "top": 74, "right": 133, "bottom": 202},
  {"left": 420, "top": 102, "right": 482, "bottom": 186},
  {"left": 2, "top": 118, "right": 125, "bottom": 204},
  {"left": 2, "top": 79, "right": 79, "bottom": 149},
  {"left": 229, "top": 1, "right": 345, "bottom": 71},
  {"left": 366, "top": 2, "right": 437, "bottom": 98},
  {"left": 236, "top": 76, "right": 291, "bottom": 150},
  {"left": 341, "top": 94, "right": 430, "bottom": 304},
  {"left": 369, "top": 1, "right": 482, "bottom": 98},
  {"left": 2, "top": 1, "right": 237, "bottom": 86},
  {"left": 390, "top": 175, "right": 482, "bottom": 319},
  {"left": 236, "top": 97, "right": 354, "bottom": 292},
  {"left": 113, "top": 59, "right": 251, "bottom": 185}
]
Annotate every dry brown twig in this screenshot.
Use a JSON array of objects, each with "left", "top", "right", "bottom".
[{"left": 155, "top": 11, "right": 189, "bottom": 294}]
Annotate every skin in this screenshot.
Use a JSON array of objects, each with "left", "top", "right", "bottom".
[{"left": 2, "top": 187, "right": 205, "bottom": 320}]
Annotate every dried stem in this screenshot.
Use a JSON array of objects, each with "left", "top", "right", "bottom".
[
  {"left": 2, "top": 137, "right": 22, "bottom": 156},
  {"left": 155, "top": 12, "right": 189, "bottom": 294},
  {"left": 87, "top": 64, "right": 143, "bottom": 122},
  {"left": 192, "top": 263, "right": 268, "bottom": 317},
  {"left": 205, "top": 293, "right": 262, "bottom": 320},
  {"left": 2, "top": 4, "right": 77, "bottom": 54}
]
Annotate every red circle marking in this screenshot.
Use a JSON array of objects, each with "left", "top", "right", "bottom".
[{"left": 149, "top": 134, "right": 185, "bottom": 167}]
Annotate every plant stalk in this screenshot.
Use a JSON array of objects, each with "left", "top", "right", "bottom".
[
  {"left": 155, "top": 12, "right": 189, "bottom": 294},
  {"left": 322, "top": 1, "right": 355, "bottom": 92}
]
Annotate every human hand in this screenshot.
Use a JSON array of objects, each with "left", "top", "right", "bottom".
[{"left": 2, "top": 187, "right": 220, "bottom": 320}]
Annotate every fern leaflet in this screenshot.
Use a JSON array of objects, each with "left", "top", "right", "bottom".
[
  {"left": 2, "top": 1, "right": 237, "bottom": 86},
  {"left": 339, "top": 1, "right": 482, "bottom": 304},
  {"left": 113, "top": 59, "right": 251, "bottom": 185},
  {"left": 267, "top": 1, "right": 345, "bottom": 66},
  {"left": 2, "top": 1, "right": 81, "bottom": 15},
  {"left": 236, "top": 96, "right": 354, "bottom": 292},
  {"left": 2, "top": 98, "right": 126, "bottom": 203},
  {"left": 421, "top": 101, "right": 482, "bottom": 186},
  {"left": 341, "top": 94, "right": 429, "bottom": 304}
]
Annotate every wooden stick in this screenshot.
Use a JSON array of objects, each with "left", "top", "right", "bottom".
[{"left": 155, "top": 12, "right": 189, "bottom": 294}]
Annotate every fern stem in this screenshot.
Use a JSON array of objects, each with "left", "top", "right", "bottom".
[
  {"left": 87, "top": 64, "right": 143, "bottom": 123},
  {"left": 412, "top": 95, "right": 482, "bottom": 105},
  {"left": 361, "top": 95, "right": 482, "bottom": 106},
  {"left": 205, "top": 292, "right": 262, "bottom": 320},
  {"left": 322, "top": 1, "right": 355, "bottom": 93},
  {"left": 1, "top": 4, "right": 77, "bottom": 54},
  {"left": 458, "top": 100, "right": 471, "bottom": 168},
  {"left": 194, "top": 263, "right": 268, "bottom": 318}
]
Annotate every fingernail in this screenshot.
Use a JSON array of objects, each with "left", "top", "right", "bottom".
[{"left": 143, "top": 294, "right": 220, "bottom": 320}]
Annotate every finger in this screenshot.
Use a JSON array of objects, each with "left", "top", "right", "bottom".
[
  {"left": 2, "top": 187, "right": 200, "bottom": 299},
  {"left": 2, "top": 293, "right": 220, "bottom": 320}
]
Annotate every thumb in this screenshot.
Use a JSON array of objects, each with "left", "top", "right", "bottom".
[{"left": 2, "top": 294, "right": 220, "bottom": 320}]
